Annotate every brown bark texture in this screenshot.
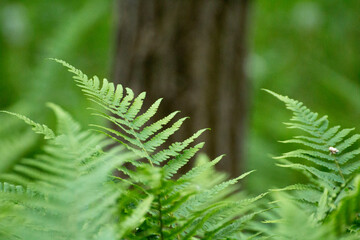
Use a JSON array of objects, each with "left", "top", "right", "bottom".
[{"left": 112, "top": 0, "right": 250, "bottom": 178}]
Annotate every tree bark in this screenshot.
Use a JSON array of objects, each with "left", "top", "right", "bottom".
[{"left": 113, "top": 0, "right": 250, "bottom": 178}]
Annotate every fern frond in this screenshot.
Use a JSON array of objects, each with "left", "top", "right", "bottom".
[
  {"left": 0, "top": 104, "right": 134, "bottom": 240},
  {"left": 325, "top": 176, "right": 360, "bottom": 236},
  {"left": 52, "top": 58, "right": 206, "bottom": 169},
  {"left": 53, "top": 60, "right": 265, "bottom": 239},
  {"left": 0, "top": 111, "right": 55, "bottom": 139},
  {"left": 205, "top": 209, "right": 265, "bottom": 240},
  {"left": 259, "top": 193, "right": 346, "bottom": 240},
  {"left": 267, "top": 89, "right": 360, "bottom": 223},
  {"left": 267, "top": 90, "right": 360, "bottom": 184},
  {"left": 118, "top": 195, "right": 154, "bottom": 238},
  {"left": 176, "top": 170, "right": 255, "bottom": 218}
]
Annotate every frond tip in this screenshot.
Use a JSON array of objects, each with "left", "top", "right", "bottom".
[{"left": 0, "top": 111, "right": 55, "bottom": 139}]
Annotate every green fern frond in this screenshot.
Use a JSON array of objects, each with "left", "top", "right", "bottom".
[
  {"left": 118, "top": 195, "right": 154, "bottom": 238},
  {"left": 329, "top": 176, "right": 360, "bottom": 235},
  {"left": 0, "top": 104, "right": 135, "bottom": 240},
  {"left": 258, "top": 193, "right": 346, "bottom": 240},
  {"left": 266, "top": 89, "right": 360, "bottom": 223},
  {"left": 0, "top": 111, "right": 55, "bottom": 140},
  {"left": 52, "top": 58, "right": 206, "bottom": 169},
  {"left": 205, "top": 209, "right": 265, "bottom": 240},
  {"left": 266, "top": 90, "right": 360, "bottom": 184},
  {"left": 52, "top": 60, "right": 265, "bottom": 239},
  {"left": 176, "top": 170, "right": 255, "bottom": 217}
]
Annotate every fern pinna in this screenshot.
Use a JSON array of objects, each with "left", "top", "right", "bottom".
[
  {"left": 266, "top": 90, "right": 360, "bottom": 231},
  {"left": 53, "top": 59, "right": 265, "bottom": 239}
]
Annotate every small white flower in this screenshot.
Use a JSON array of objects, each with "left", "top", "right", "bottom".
[{"left": 329, "top": 146, "right": 339, "bottom": 154}]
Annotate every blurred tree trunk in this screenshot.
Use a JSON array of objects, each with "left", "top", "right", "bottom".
[{"left": 112, "top": 0, "right": 250, "bottom": 177}]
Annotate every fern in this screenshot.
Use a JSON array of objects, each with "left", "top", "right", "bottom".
[
  {"left": 265, "top": 89, "right": 360, "bottom": 220},
  {"left": 4, "top": 58, "right": 360, "bottom": 239},
  {"left": 328, "top": 175, "right": 360, "bottom": 235},
  {"left": 53, "top": 59, "right": 265, "bottom": 239},
  {"left": 0, "top": 111, "right": 55, "bottom": 140},
  {"left": 258, "top": 193, "right": 358, "bottom": 240},
  {"left": 241, "top": 90, "right": 360, "bottom": 240},
  {"left": 0, "top": 104, "right": 141, "bottom": 240},
  {"left": 118, "top": 195, "right": 154, "bottom": 238}
]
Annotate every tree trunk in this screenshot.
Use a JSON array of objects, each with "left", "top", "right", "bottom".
[{"left": 112, "top": 0, "right": 250, "bottom": 178}]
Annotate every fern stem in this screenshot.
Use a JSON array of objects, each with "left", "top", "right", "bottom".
[
  {"left": 332, "top": 155, "right": 345, "bottom": 183},
  {"left": 324, "top": 179, "right": 352, "bottom": 221},
  {"left": 157, "top": 197, "right": 164, "bottom": 240}
]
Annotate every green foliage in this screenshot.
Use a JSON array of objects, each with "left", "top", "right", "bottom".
[
  {"left": 265, "top": 90, "right": 360, "bottom": 216},
  {"left": 51, "top": 59, "right": 264, "bottom": 239},
  {"left": 329, "top": 175, "right": 360, "bottom": 235},
  {"left": 0, "top": 60, "right": 265, "bottom": 239},
  {"left": 0, "top": 104, "right": 134, "bottom": 240},
  {"left": 2, "top": 60, "right": 360, "bottom": 239},
  {"left": 253, "top": 90, "right": 360, "bottom": 239},
  {"left": 256, "top": 193, "right": 357, "bottom": 240},
  {"left": 0, "top": 111, "right": 55, "bottom": 140}
]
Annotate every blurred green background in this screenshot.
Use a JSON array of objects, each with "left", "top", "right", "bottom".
[{"left": 0, "top": 0, "right": 359, "bottom": 194}]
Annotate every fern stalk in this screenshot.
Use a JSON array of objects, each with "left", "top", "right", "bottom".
[{"left": 332, "top": 154, "right": 345, "bottom": 183}]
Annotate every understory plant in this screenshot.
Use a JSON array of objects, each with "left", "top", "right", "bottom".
[{"left": 0, "top": 60, "right": 359, "bottom": 239}]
